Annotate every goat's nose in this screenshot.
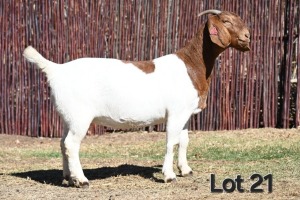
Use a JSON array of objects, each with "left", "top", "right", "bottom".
[
  {"left": 243, "top": 32, "right": 250, "bottom": 42},
  {"left": 245, "top": 32, "right": 250, "bottom": 39},
  {"left": 244, "top": 30, "right": 250, "bottom": 39}
]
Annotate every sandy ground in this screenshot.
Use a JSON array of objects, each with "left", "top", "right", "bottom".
[{"left": 1, "top": 128, "right": 300, "bottom": 200}]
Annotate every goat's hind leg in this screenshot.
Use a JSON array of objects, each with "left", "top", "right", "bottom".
[
  {"left": 60, "top": 119, "right": 91, "bottom": 188},
  {"left": 61, "top": 125, "right": 71, "bottom": 186}
]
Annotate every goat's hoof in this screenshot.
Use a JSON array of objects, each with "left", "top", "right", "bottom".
[
  {"left": 165, "top": 178, "right": 177, "bottom": 183},
  {"left": 79, "top": 181, "right": 90, "bottom": 189},
  {"left": 62, "top": 178, "right": 70, "bottom": 187},
  {"left": 178, "top": 166, "right": 193, "bottom": 177},
  {"left": 62, "top": 175, "right": 71, "bottom": 187},
  {"left": 72, "top": 179, "right": 89, "bottom": 188},
  {"left": 182, "top": 171, "right": 193, "bottom": 177},
  {"left": 62, "top": 177, "right": 90, "bottom": 188}
]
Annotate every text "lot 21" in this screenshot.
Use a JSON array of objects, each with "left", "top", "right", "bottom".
[{"left": 210, "top": 173, "right": 273, "bottom": 193}]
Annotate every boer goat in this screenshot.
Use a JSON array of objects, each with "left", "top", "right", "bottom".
[{"left": 23, "top": 9, "right": 250, "bottom": 188}]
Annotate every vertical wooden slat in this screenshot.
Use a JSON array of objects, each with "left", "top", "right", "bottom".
[
  {"left": 297, "top": 0, "right": 300, "bottom": 128},
  {"left": 0, "top": 0, "right": 299, "bottom": 136}
]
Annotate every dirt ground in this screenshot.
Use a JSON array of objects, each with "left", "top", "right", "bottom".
[{"left": 1, "top": 128, "right": 300, "bottom": 200}]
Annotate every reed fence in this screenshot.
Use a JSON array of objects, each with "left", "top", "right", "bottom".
[{"left": 0, "top": 0, "right": 299, "bottom": 137}]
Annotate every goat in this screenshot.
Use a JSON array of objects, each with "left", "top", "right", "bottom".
[{"left": 23, "top": 9, "right": 250, "bottom": 188}]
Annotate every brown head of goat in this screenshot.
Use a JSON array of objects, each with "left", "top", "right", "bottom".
[
  {"left": 176, "top": 10, "right": 250, "bottom": 110},
  {"left": 206, "top": 11, "right": 250, "bottom": 51}
]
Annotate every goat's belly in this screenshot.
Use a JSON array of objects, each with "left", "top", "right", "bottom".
[
  {"left": 92, "top": 115, "right": 166, "bottom": 129},
  {"left": 91, "top": 89, "right": 167, "bottom": 129}
]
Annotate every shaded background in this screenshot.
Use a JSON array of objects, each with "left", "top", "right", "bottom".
[{"left": 0, "top": 0, "right": 299, "bottom": 137}]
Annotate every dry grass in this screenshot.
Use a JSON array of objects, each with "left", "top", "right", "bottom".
[{"left": 0, "top": 128, "right": 300, "bottom": 199}]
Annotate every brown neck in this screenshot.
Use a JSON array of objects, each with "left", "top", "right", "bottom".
[{"left": 176, "top": 22, "right": 225, "bottom": 79}]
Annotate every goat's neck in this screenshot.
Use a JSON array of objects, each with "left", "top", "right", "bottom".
[
  {"left": 202, "top": 24, "right": 225, "bottom": 78},
  {"left": 176, "top": 23, "right": 225, "bottom": 79}
]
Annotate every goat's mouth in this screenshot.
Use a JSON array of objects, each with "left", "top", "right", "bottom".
[{"left": 238, "top": 39, "right": 250, "bottom": 51}]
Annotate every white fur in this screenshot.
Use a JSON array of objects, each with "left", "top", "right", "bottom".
[{"left": 23, "top": 46, "right": 200, "bottom": 185}]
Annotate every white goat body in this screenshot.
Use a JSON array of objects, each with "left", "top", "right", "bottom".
[{"left": 24, "top": 47, "right": 199, "bottom": 130}]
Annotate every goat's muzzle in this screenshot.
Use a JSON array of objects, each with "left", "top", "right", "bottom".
[
  {"left": 238, "top": 38, "right": 251, "bottom": 51},
  {"left": 237, "top": 30, "right": 251, "bottom": 51}
]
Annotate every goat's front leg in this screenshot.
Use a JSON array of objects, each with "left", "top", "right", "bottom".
[
  {"left": 163, "top": 115, "right": 190, "bottom": 182},
  {"left": 177, "top": 121, "right": 193, "bottom": 176},
  {"left": 162, "top": 137, "right": 178, "bottom": 182}
]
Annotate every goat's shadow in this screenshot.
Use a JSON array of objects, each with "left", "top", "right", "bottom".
[{"left": 11, "top": 164, "right": 163, "bottom": 187}]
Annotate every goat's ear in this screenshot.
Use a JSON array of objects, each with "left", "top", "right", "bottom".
[{"left": 207, "top": 15, "right": 231, "bottom": 48}]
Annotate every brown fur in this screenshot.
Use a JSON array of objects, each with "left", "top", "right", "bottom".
[
  {"left": 176, "top": 12, "right": 250, "bottom": 109},
  {"left": 123, "top": 60, "right": 155, "bottom": 74}
]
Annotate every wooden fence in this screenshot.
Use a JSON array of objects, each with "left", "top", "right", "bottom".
[{"left": 0, "top": 0, "right": 299, "bottom": 137}]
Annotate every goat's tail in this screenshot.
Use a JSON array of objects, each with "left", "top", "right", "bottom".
[{"left": 23, "top": 46, "right": 52, "bottom": 72}]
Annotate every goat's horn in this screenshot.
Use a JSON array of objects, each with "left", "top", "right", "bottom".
[{"left": 198, "top": 9, "right": 222, "bottom": 17}]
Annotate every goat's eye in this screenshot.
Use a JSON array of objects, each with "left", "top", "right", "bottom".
[{"left": 223, "top": 20, "right": 232, "bottom": 25}]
